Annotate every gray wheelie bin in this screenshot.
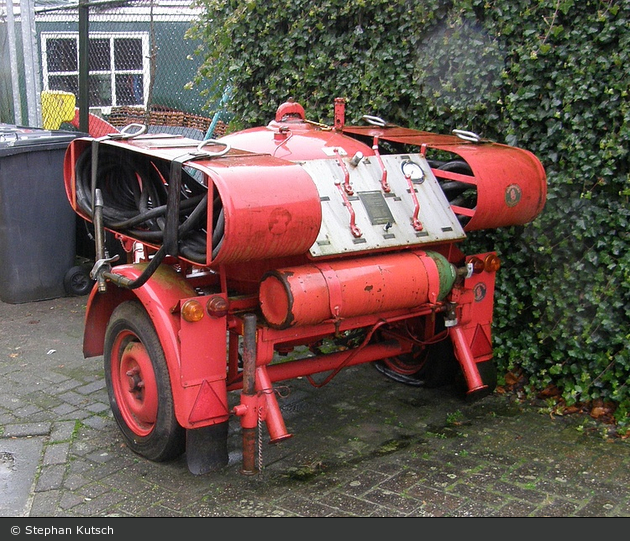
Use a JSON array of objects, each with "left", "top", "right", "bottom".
[{"left": 0, "top": 125, "right": 85, "bottom": 303}]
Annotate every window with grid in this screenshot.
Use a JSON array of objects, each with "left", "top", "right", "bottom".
[{"left": 41, "top": 32, "right": 150, "bottom": 108}]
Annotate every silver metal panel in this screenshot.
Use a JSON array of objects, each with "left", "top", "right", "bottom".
[{"left": 300, "top": 153, "right": 466, "bottom": 257}]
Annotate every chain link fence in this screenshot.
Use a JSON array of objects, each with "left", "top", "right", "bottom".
[{"left": 1, "top": 0, "right": 228, "bottom": 139}]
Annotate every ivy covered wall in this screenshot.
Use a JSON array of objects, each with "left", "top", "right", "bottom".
[{"left": 188, "top": 0, "right": 630, "bottom": 430}]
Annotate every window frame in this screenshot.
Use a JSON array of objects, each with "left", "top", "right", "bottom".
[{"left": 40, "top": 31, "right": 150, "bottom": 111}]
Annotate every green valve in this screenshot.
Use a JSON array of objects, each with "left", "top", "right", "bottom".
[{"left": 425, "top": 251, "right": 458, "bottom": 300}]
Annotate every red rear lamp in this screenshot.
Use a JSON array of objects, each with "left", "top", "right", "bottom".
[
  {"left": 484, "top": 254, "right": 501, "bottom": 272},
  {"left": 181, "top": 299, "right": 204, "bottom": 322},
  {"left": 468, "top": 256, "right": 485, "bottom": 274},
  {"left": 206, "top": 295, "right": 228, "bottom": 318}
]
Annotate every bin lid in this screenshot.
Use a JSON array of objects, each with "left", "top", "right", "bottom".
[{"left": 0, "top": 124, "right": 84, "bottom": 154}]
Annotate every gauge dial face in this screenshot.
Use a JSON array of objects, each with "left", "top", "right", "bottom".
[{"left": 401, "top": 160, "right": 424, "bottom": 182}]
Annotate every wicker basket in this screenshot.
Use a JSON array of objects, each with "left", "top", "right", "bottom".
[
  {"left": 181, "top": 113, "right": 210, "bottom": 131},
  {"left": 106, "top": 106, "right": 226, "bottom": 138},
  {"left": 108, "top": 106, "right": 148, "bottom": 127},
  {"left": 149, "top": 110, "right": 185, "bottom": 127},
  {"left": 212, "top": 120, "right": 228, "bottom": 137}
]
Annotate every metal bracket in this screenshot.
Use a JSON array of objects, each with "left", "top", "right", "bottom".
[
  {"left": 334, "top": 180, "right": 362, "bottom": 238},
  {"left": 333, "top": 148, "right": 354, "bottom": 195},
  {"left": 372, "top": 136, "right": 391, "bottom": 193},
  {"left": 404, "top": 173, "right": 423, "bottom": 231},
  {"left": 90, "top": 254, "right": 120, "bottom": 281}
]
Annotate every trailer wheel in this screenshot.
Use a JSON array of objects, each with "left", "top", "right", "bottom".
[
  {"left": 104, "top": 301, "right": 185, "bottom": 462},
  {"left": 374, "top": 317, "right": 459, "bottom": 388},
  {"left": 374, "top": 338, "right": 459, "bottom": 388}
]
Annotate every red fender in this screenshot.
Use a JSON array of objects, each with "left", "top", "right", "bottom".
[{"left": 83, "top": 264, "right": 229, "bottom": 429}]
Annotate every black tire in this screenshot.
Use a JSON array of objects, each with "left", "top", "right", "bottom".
[
  {"left": 375, "top": 328, "right": 498, "bottom": 401},
  {"left": 64, "top": 265, "right": 94, "bottom": 296},
  {"left": 104, "top": 301, "right": 185, "bottom": 462},
  {"left": 374, "top": 336, "right": 459, "bottom": 388}
]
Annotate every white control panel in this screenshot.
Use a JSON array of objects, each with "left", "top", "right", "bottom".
[{"left": 299, "top": 152, "right": 467, "bottom": 258}]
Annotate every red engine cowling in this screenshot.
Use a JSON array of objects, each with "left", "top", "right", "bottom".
[
  {"left": 223, "top": 100, "right": 547, "bottom": 233},
  {"left": 339, "top": 125, "right": 547, "bottom": 232},
  {"left": 220, "top": 98, "right": 375, "bottom": 162}
]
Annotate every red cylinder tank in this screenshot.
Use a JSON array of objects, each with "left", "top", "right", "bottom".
[{"left": 259, "top": 250, "right": 457, "bottom": 329}]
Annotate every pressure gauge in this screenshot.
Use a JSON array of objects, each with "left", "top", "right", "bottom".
[{"left": 401, "top": 160, "right": 424, "bottom": 182}]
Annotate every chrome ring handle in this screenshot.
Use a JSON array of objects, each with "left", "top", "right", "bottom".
[
  {"left": 194, "top": 139, "right": 231, "bottom": 157},
  {"left": 452, "top": 129, "right": 481, "bottom": 143},
  {"left": 116, "top": 123, "right": 147, "bottom": 139},
  {"left": 362, "top": 115, "right": 388, "bottom": 127}
]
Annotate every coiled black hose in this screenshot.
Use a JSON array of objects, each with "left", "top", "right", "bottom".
[{"left": 74, "top": 145, "right": 225, "bottom": 264}]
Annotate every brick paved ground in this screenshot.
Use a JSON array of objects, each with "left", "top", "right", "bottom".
[{"left": 1, "top": 296, "right": 629, "bottom": 517}]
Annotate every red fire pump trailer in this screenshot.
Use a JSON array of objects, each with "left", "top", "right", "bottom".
[{"left": 63, "top": 98, "right": 547, "bottom": 475}]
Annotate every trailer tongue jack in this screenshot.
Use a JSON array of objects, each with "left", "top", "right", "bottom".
[{"left": 231, "top": 313, "right": 294, "bottom": 475}]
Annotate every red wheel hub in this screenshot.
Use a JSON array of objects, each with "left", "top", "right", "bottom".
[{"left": 111, "top": 335, "right": 159, "bottom": 436}]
